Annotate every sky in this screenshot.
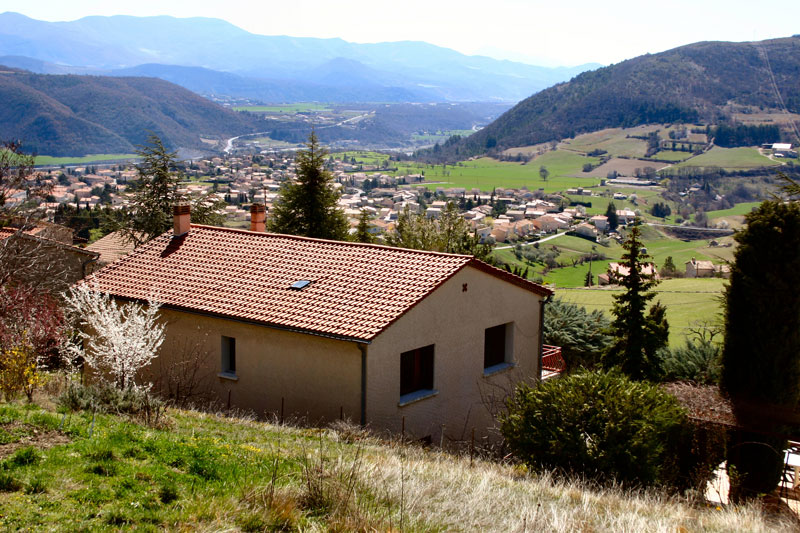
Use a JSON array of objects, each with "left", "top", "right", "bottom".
[{"left": 3, "top": 0, "right": 798, "bottom": 66}]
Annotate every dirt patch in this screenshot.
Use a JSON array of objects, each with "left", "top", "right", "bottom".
[{"left": 0, "top": 421, "right": 71, "bottom": 460}]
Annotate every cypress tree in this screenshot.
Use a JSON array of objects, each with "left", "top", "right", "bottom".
[
  {"left": 721, "top": 199, "right": 800, "bottom": 500},
  {"left": 267, "top": 131, "right": 348, "bottom": 240}
]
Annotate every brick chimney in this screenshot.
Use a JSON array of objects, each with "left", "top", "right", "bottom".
[
  {"left": 173, "top": 203, "right": 191, "bottom": 236},
  {"left": 250, "top": 203, "right": 266, "bottom": 232}
]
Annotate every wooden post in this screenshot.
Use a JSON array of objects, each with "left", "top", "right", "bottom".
[
  {"left": 401, "top": 416, "right": 405, "bottom": 442},
  {"left": 440, "top": 425, "right": 445, "bottom": 449},
  {"left": 340, "top": 406, "right": 343, "bottom": 421},
  {"left": 280, "top": 397, "right": 285, "bottom": 424},
  {"left": 226, "top": 389, "right": 231, "bottom": 410}
]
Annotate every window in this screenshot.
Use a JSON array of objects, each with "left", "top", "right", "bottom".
[
  {"left": 400, "top": 344, "right": 434, "bottom": 396},
  {"left": 484, "top": 323, "right": 512, "bottom": 370},
  {"left": 221, "top": 336, "right": 236, "bottom": 375}
]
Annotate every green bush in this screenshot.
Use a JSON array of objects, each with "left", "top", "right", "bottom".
[
  {"left": 8, "top": 446, "right": 39, "bottom": 467},
  {"left": 58, "top": 383, "right": 163, "bottom": 416},
  {"left": 661, "top": 339, "right": 721, "bottom": 384},
  {"left": 500, "top": 370, "right": 721, "bottom": 491},
  {"left": 0, "top": 471, "right": 22, "bottom": 492}
]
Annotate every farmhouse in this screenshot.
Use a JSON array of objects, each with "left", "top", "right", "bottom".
[
  {"left": 685, "top": 257, "right": 730, "bottom": 279},
  {"left": 598, "top": 261, "right": 659, "bottom": 285},
  {"left": 82, "top": 205, "right": 553, "bottom": 443}
]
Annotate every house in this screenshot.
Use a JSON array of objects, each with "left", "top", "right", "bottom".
[
  {"left": 574, "top": 223, "right": 597, "bottom": 240},
  {"left": 86, "top": 231, "right": 139, "bottom": 267},
  {"left": 590, "top": 215, "right": 608, "bottom": 231},
  {"left": 81, "top": 205, "right": 553, "bottom": 442},
  {"left": 0, "top": 225, "right": 99, "bottom": 292},
  {"left": 597, "top": 262, "right": 659, "bottom": 285},
  {"left": 616, "top": 209, "right": 637, "bottom": 225},
  {"left": 685, "top": 257, "right": 730, "bottom": 279}
]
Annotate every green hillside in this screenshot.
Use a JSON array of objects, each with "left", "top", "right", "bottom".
[
  {"left": 0, "top": 67, "right": 260, "bottom": 156},
  {"left": 425, "top": 36, "right": 800, "bottom": 161}
]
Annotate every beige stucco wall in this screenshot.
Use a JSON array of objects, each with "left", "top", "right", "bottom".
[
  {"left": 366, "top": 265, "right": 543, "bottom": 444},
  {"left": 150, "top": 309, "right": 362, "bottom": 423}
]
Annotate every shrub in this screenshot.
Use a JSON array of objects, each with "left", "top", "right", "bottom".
[
  {"left": 58, "top": 383, "right": 164, "bottom": 423},
  {"left": 8, "top": 446, "right": 39, "bottom": 467},
  {"left": 661, "top": 339, "right": 721, "bottom": 384},
  {"left": 543, "top": 299, "right": 611, "bottom": 370},
  {"left": 158, "top": 483, "right": 179, "bottom": 504},
  {"left": 25, "top": 476, "right": 47, "bottom": 494},
  {"left": 500, "top": 370, "right": 719, "bottom": 491},
  {"left": 0, "top": 471, "right": 22, "bottom": 492}
]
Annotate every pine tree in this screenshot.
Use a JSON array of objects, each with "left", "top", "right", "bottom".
[
  {"left": 584, "top": 270, "right": 593, "bottom": 287},
  {"left": 352, "top": 209, "right": 374, "bottom": 244},
  {"left": 267, "top": 132, "right": 348, "bottom": 240},
  {"left": 601, "top": 222, "right": 667, "bottom": 380},
  {"left": 108, "top": 134, "right": 225, "bottom": 245},
  {"left": 721, "top": 199, "right": 800, "bottom": 500}
]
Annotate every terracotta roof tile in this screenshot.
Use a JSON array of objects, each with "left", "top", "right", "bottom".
[{"left": 83, "top": 225, "right": 550, "bottom": 342}]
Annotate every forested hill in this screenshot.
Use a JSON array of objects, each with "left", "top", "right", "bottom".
[
  {"left": 0, "top": 67, "right": 260, "bottom": 156},
  {"left": 425, "top": 36, "right": 800, "bottom": 161}
]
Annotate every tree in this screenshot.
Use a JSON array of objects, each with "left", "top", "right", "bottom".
[
  {"left": 543, "top": 299, "right": 611, "bottom": 370},
  {"left": 63, "top": 284, "right": 165, "bottom": 391},
  {"left": 385, "top": 203, "right": 492, "bottom": 260},
  {"left": 605, "top": 201, "right": 619, "bottom": 231},
  {"left": 268, "top": 132, "right": 348, "bottom": 240},
  {"left": 352, "top": 209, "right": 374, "bottom": 244},
  {"left": 720, "top": 199, "right": 800, "bottom": 500},
  {"left": 602, "top": 222, "right": 667, "bottom": 380},
  {"left": 108, "top": 134, "right": 225, "bottom": 245},
  {"left": 661, "top": 256, "right": 677, "bottom": 277},
  {"left": 539, "top": 165, "right": 549, "bottom": 182},
  {"left": 583, "top": 270, "right": 593, "bottom": 287},
  {"left": 651, "top": 202, "right": 671, "bottom": 218},
  {"left": 0, "top": 141, "right": 46, "bottom": 217}
]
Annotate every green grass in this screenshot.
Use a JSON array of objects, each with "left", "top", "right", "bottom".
[
  {"left": 392, "top": 153, "right": 601, "bottom": 193},
  {"left": 707, "top": 201, "right": 762, "bottom": 219},
  {"left": 676, "top": 147, "right": 778, "bottom": 169},
  {"left": 233, "top": 103, "right": 332, "bottom": 113},
  {"left": 560, "top": 127, "right": 650, "bottom": 158},
  {"left": 332, "top": 151, "right": 392, "bottom": 166},
  {"left": 652, "top": 150, "right": 693, "bottom": 162},
  {"left": 0, "top": 398, "right": 788, "bottom": 531},
  {"left": 556, "top": 278, "right": 726, "bottom": 346},
  {"left": 34, "top": 154, "right": 139, "bottom": 166}
]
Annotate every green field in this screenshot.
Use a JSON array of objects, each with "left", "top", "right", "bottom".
[
  {"left": 707, "top": 201, "right": 761, "bottom": 219},
  {"left": 332, "top": 151, "right": 392, "bottom": 166},
  {"left": 233, "top": 103, "right": 332, "bottom": 113},
  {"left": 34, "top": 154, "right": 139, "bottom": 166},
  {"left": 412, "top": 129, "right": 476, "bottom": 143},
  {"left": 555, "top": 278, "right": 726, "bottom": 346},
  {"left": 392, "top": 153, "right": 601, "bottom": 193},
  {"left": 560, "top": 127, "right": 650, "bottom": 158},
  {"left": 652, "top": 150, "right": 692, "bottom": 162},
  {"left": 676, "top": 147, "right": 778, "bottom": 169}
]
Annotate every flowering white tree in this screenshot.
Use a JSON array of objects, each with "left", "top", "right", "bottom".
[{"left": 63, "top": 284, "right": 165, "bottom": 390}]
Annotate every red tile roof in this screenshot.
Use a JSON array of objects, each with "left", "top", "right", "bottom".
[{"left": 83, "top": 225, "right": 551, "bottom": 342}]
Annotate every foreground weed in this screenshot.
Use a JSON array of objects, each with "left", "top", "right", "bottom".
[
  {"left": 8, "top": 446, "right": 40, "bottom": 467},
  {"left": 24, "top": 476, "right": 47, "bottom": 494},
  {"left": 0, "top": 471, "right": 22, "bottom": 492}
]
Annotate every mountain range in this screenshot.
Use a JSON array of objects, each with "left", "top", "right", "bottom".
[
  {"left": 0, "top": 12, "right": 599, "bottom": 103},
  {"left": 427, "top": 36, "right": 800, "bottom": 160}
]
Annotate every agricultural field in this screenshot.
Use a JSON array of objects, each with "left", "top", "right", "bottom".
[
  {"left": 582, "top": 157, "right": 668, "bottom": 178},
  {"left": 555, "top": 278, "right": 727, "bottom": 346},
  {"left": 560, "top": 127, "right": 654, "bottom": 158},
  {"left": 233, "top": 103, "right": 332, "bottom": 113},
  {"left": 706, "top": 201, "right": 761, "bottom": 219},
  {"left": 332, "top": 151, "right": 392, "bottom": 166},
  {"left": 676, "top": 147, "right": 778, "bottom": 169},
  {"left": 653, "top": 150, "right": 693, "bottom": 162},
  {"left": 34, "top": 154, "right": 138, "bottom": 166},
  {"left": 392, "top": 153, "right": 601, "bottom": 193}
]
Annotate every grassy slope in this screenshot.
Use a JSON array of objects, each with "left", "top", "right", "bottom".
[
  {"left": 0, "top": 401, "right": 789, "bottom": 532},
  {"left": 391, "top": 153, "right": 601, "bottom": 193},
  {"left": 555, "top": 278, "right": 726, "bottom": 346},
  {"left": 677, "top": 147, "right": 779, "bottom": 169}
]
